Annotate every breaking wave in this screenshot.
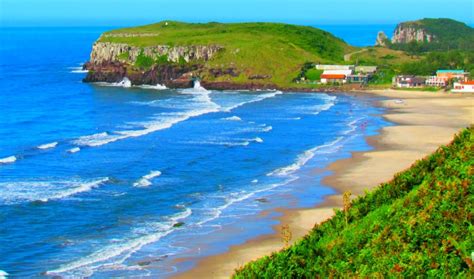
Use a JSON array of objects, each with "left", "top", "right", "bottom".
[
  {"left": 0, "top": 178, "right": 110, "bottom": 204},
  {"left": 37, "top": 142, "right": 58, "bottom": 150},
  {"left": 0, "top": 156, "right": 17, "bottom": 164},
  {"left": 268, "top": 137, "right": 344, "bottom": 177},
  {"left": 68, "top": 147, "right": 81, "bottom": 153},
  {"left": 46, "top": 208, "right": 192, "bottom": 277},
  {"left": 133, "top": 171, "right": 162, "bottom": 187},
  {"left": 222, "top": 116, "right": 242, "bottom": 121},
  {"left": 222, "top": 91, "right": 283, "bottom": 112},
  {"left": 136, "top": 84, "right": 168, "bottom": 90}
]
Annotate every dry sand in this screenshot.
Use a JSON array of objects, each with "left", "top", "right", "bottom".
[{"left": 174, "top": 89, "right": 473, "bottom": 279}]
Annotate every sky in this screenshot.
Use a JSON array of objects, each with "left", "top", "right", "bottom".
[{"left": 1, "top": 0, "right": 473, "bottom": 26}]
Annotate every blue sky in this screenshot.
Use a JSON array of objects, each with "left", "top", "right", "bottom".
[{"left": 1, "top": 0, "right": 473, "bottom": 26}]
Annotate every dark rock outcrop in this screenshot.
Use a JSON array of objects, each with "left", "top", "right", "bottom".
[
  {"left": 83, "top": 61, "right": 197, "bottom": 88},
  {"left": 209, "top": 68, "right": 240, "bottom": 78}
]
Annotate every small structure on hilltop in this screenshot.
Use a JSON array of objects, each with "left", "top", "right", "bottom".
[
  {"left": 394, "top": 75, "right": 426, "bottom": 88},
  {"left": 452, "top": 81, "right": 474, "bottom": 93}
]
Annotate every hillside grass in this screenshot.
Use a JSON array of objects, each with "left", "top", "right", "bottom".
[
  {"left": 99, "top": 21, "right": 355, "bottom": 87},
  {"left": 234, "top": 127, "right": 474, "bottom": 277}
]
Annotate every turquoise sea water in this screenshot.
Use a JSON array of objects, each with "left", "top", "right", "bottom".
[{"left": 0, "top": 27, "right": 391, "bottom": 277}]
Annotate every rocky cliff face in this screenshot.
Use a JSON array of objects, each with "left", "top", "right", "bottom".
[
  {"left": 89, "top": 41, "right": 222, "bottom": 64},
  {"left": 83, "top": 41, "right": 224, "bottom": 88},
  {"left": 391, "top": 24, "right": 435, "bottom": 44}
]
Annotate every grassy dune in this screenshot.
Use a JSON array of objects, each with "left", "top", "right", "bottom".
[{"left": 234, "top": 127, "right": 474, "bottom": 277}]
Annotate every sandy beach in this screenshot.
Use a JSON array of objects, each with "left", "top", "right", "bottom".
[{"left": 174, "top": 89, "right": 473, "bottom": 279}]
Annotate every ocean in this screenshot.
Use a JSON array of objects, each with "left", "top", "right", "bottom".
[{"left": 0, "top": 26, "right": 391, "bottom": 277}]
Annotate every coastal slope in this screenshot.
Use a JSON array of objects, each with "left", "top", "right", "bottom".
[
  {"left": 83, "top": 21, "right": 352, "bottom": 89},
  {"left": 234, "top": 126, "right": 474, "bottom": 277}
]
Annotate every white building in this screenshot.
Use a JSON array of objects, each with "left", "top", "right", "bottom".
[
  {"left": 425, "top": 76, "right": 446, "bottom": 87},
  {"left": 452, "top": 81, "right": 474, "bottom": 93},
  {"left": 355, "top": 66, "right": 377, "bottom": 74},
  {"left": 316, "top": 64, "right": 354, "bottom": 71}
]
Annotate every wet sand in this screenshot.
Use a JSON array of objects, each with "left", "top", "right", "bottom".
[{"left": 174, "top": 89, "right": 473, "bottom": 278}]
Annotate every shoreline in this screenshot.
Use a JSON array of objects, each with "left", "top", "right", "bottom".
[{"left": 173, "top": 89, "right": 473, "bottom": 278}]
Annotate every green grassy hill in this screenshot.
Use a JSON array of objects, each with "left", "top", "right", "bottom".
[
  {"left": 97, "top": 21, "right": 354, "bottom": 87},
  {"left": 234, "top": 127, "right": 474, "bottom": 277}
]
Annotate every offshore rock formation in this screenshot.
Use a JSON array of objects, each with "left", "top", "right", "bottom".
[{"left": 89, "top": 42, "right": 222, "bottom": 64}]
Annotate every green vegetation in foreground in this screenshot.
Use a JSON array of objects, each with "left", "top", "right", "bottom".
[
  {"left": 235, "top": 127, "right": 474, "bottom": 277},
  {"left": 388, "top": 18, "right": 474, "bottom": 53},
  {"left": 100, "top": 21, "right": 354, "bottom": 87}
]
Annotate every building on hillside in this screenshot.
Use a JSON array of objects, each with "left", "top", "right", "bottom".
[
  {"left": 320, "top": 69, "right": 353, "bottom": 84},
  {"left": 425, "top": 76, "right": 446, "bottom": 87},
  {"left": 436, "top": 70, "right": 469, "bottom": 82},
  {"left": 452, "top": 81, "right": 474, "bottom": 93},
  {"left": 394, "top": 75, "right": 426, "bottom": 88},
  {"left": 316, "top": 64, "right": 354, "bottom": 71},
  {"left": 355, "top": 66, "right": 378, "bottom": 74}
]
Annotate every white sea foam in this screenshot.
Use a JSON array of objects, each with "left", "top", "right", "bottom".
[
  {"left": 343, "top": 117, "right": 365, "bottom": 135},
  {"left": 72, "top": 86, "right": 220, "bottom": 148},
  {"left": 133, "top": 171, "right": 162, "bottom": 187},
  {"left": 297, "top": 94, "right": 337, "bottom": 115},
  {"left": 69, "top": 66, "right": 88, "bottom": 73},
  {"left": 39, "top": 178, "right": 110, "bottom": 202},
  {"left": 268, "top": 137, "right": 344, "bottom": 177},
  {"left": 37, "top": 142, "right": 58, "bottom": 150},
  {"left": 252, "top": 137, "right": 264, "bottom": 143},
  {"left": 0, "top": 156, "right": 16, "bottom": 164},
  {"left": 0, "top": 178, "right": 110, "bottom": 204},
  {"left": 222, "top": 91, "right": 282, "bottom": 112},
  {"left": 251, "top": 179, "right": 258, "bottom": 184},
  {"left": 197, "top": 177, "right": 297, "bottom": 226},
  {"left": 73, "top": 132, "right": 121, "bottom": 147},
  {"left": 184, "top": 139, "right": 250, "bottom": 147},
  {"left": 46, "top": 208, "right": 192, "bottom": 276},
  {"left": 137, "top": 84, "right": 168, "bottom": 90},
  {"left": 222, "top": 116, "right": 242, "bottom": 121},
  {"left": 68, "top": 147, "right": 81, "bottom": 153},
  {"left": 96, "top": 78, "right": 132, "bottom": 88}
]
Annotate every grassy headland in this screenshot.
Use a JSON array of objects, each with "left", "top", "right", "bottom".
[
  {"left": 234, "top": 126, "right": 474, "bottom": 277},
  {"left": 98, "top": 21, "right": 353, "bottom": 87}
]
